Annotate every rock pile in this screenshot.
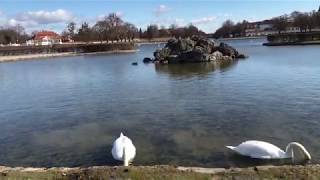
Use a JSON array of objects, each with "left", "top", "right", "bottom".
[{"left": 152, "top": 36, "right": 246, "bottom": 64}]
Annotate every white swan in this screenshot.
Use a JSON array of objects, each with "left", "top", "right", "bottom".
[
  {"left": 226, "top": 140, "right": 311, "bottom": 163},
  {"left": 111, "top": 132, "right": 136, "bottom": 166}
]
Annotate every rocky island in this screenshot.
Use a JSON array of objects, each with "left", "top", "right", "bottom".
[{"left": 149, "top": 36, "right": 246, "bottom": 64}]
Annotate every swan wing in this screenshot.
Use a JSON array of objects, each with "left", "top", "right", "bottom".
[
  {"left": 231, "top": 140, "right": 285, "bottom": 159},
  {"left": 111, "top": 137, "right": 124, "bottom": 160},
  {"left": 125, "top": 141, "right": 136, "bottom": 161}
]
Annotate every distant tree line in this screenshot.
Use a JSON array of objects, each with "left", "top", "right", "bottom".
[
  {"left": 213, "top": 20, "right": 248, "bottom": 38},
  {"left": 214, "top": 8, "right": 320, "bottom": 38},
  {"left": 62, "top": 13, "right": 206, "bottom": 42},
  {"left": 273, "top": 11, "right": 320, "bottom": 33},
  {"left": 0, "top": 25, "right": 29, "bottom": 44},
  {"left": 61, "top": 13, "right": 138, "bottom": 43},
  {"left": 0, "top": 12, "right": 207, "bottom": 45},
  {"left": 62, "top": 13, "right": 205, "bottom": 42},
  {"left": 140, "top": 24, "right": 206, "bottom": 39}
]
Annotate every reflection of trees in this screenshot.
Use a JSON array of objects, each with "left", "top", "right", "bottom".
[{"left": 155, "top": 60, "right": 238, "bottom": 79}]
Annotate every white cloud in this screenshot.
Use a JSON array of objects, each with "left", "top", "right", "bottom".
[
  {"left": 0, "top": 9, "right": 74, "bottom": 33},
  {"left": 15, "top": 9, "right": 73, "bottom": 24},
  {"left": 154, "top": 5, "right": 170, "bottom": 16},
  {"left": 191, "top": 16, "right": 216, "bottom": 25},
  {"left": 6, "top": 18, "right": 38, "bottom": 28}
]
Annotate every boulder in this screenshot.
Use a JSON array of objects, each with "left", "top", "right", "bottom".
[
  {"left": 154, "top": 48, "right": 171, "bottom": 61},
  {"left": 179, "top": 49, "right": 207, "bottom": 63},
  {"left": 143, "top": 57, "right": 153, "bottom": 63},
  {"left": 237, "top": 54, "right": 247, "bottom": 59},
  {"left": 167, "top": 55, "right": 179, "bottom": 63},
  {"left": 195, "top": 37, "right": 214, "bottom": 54},
  {"left": 208, "top": 51, "right": 223, "bottom": 61},
  {"left": 214, "top": 42, "right": 239, "bottom": 58},
  {"left": 165, "top": 38, "right": 194, "bottom": 54}
]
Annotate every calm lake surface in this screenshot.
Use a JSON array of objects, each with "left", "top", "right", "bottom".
[{"left": 0, "top": 38, "right": 320, "bottom": 167}]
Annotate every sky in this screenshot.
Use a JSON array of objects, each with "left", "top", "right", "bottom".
[{"left": 0, "top": 0, "right": 319, "bottom": 34}]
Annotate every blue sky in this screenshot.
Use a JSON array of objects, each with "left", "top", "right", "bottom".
[{"left": 0, "top": 0, "right": 319, "bottom": 33}]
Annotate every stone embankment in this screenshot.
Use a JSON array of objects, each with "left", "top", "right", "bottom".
[
  {"left": 0, "top": 43, "right": 136, "bottom": 62},
  {"left": 0, "top": 165, "right": 319, "bottom": 179}
]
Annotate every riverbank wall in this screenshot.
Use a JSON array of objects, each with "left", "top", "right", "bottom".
[
  {"left": 263, "top": 32, "right": 320, "bottom": 46},
  {"left": 0, "top": 42, "right": 137, "bottom": 62},
  {"left": 0, "top": 42, "right": 136, "bottom": 56},
  {"left": 136, "top": 37, "right": 172, "bottom": 44},
  {"left": 0, "top": 50, "right": 138, "bottom": 63},
  {"left": 0, "top": 165, "right": 319, "bottom": 179},
  {"left": 263, "top": 40, "right": 320, "bottom": 46}
]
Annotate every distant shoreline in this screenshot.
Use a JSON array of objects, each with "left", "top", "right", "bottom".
[
  {"left": 136, "top": 37, "right": 171, "bottom": 44},
  {"left": 263, "top": 32, "right": 320, "bottom": 46},
  {"left": 0, "top": 50, "right": 138, "bottom": 63},
  {"left": 263, "top": 40, "right": 320, "bottom": 46},
  {"left": 219, "top": 36, "right": 266, "bottom": 40}
]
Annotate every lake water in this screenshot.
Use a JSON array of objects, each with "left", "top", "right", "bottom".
[{"left": 0, "top": 38, "right": 320, "bottom": 168}]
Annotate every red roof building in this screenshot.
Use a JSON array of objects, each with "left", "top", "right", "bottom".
[
  {"left": 34, "top": 31, "right": 61, "bottom": 41},
  {"left": 28, "top": 31, "right": 62, "bottom": 46}
]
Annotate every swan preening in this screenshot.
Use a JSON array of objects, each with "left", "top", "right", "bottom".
[
  {"left": 226, "top": 140, "right": 311, "bottom": 163},
  {"left": 111, "top": 132, "right": 136, "bottom": 166}
]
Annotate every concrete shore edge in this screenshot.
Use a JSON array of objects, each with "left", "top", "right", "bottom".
[
  {"left": 0, "top": 164, "right": 319, "bottom": 179},
  {"left": 0, "top": 50, "right": 138, "bottom": 63}
]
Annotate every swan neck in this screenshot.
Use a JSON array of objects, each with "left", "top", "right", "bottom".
[
  {"left": 285, "top": 144, "right": 293, "bottom": 158},
  {"left": 285, "top": 142, "right": 311, "bottom": 161},
  {"left": 123, "top": 147, "right": 129, "bottom": 166}
]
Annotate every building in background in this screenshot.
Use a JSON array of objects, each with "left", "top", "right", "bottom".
[
  {"left": 245, "top": 20, "right": 277, "bottom": 37},
  {"left": 26, "top": 31, "right": 62, "bottom": 46}
]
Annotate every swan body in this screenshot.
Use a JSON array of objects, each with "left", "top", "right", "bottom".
[
  {"left": 227, "top": 140, "right": 311, "bottom": 162},
  {"left": 111, "top": 133, "right": 136, "bottom": 166}
]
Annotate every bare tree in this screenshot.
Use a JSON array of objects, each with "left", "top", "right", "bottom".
[
  {"left": 77, "top": 22, "right": 92, "bottom": 42},
  {"left": 146, "top": 24, "right": 159, "bottom": 39},
  {"left": 106, "top": 13, "right": 124, "bottom": 42},
  {"left": 90, "top": 13, "right": 137, "bottom": 43},
  {"left": 93, "top": 20, "right": 110, "bottom": 42},
  {"left": 158, "top": 26, "right": 170, "bottom": 37},
  {"left": 67, "top": 22, "right": 76, "bottom": 38},
  {"left": 0, "top": 25, "right": 29, "bottom": 44},
  {"left": 293, "top": 13, "right": 309, "bottom": 32},
  {"left": 214, "top": 20, "right": 235, "bottom": 38},
  {"left": 124, "top": 23, "right": 138, "bottom": 41},
  {"left": 272, "top": 16, "right": 288, "bottom": 34},
  {"left": 307, "top": 11, "right": 319, "bottom": 32}
]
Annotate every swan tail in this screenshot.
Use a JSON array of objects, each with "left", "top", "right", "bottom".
[{"left": 226, "top": 146, "right": 236, "bottom": 150}]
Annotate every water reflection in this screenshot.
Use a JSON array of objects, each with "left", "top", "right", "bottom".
[{"left": 155, "top": 60, "right": 238, "bottom": 79}]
